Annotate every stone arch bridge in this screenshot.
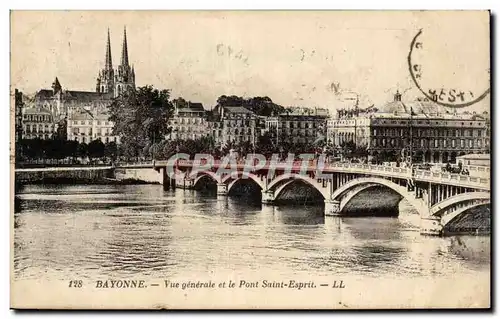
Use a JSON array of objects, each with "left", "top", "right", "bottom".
[{"left": 151, "top": 160, "right": 490, "bottom": 236}]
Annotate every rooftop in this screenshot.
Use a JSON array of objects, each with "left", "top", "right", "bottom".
[
  {"left": 35, "top": 89, "right": 113, "bottom": 102},
  {"left": 223, "top": 106, "right": 255, "bottom": 114},
  {"left": 177, "top": 102, "right": 204, "bottom": 112}
]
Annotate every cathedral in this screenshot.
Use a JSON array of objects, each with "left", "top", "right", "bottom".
[
  {"left": 21, "top": 27, "right": 136, "bottom": 143},
  {"left": 96, "top": 27, "right": 136, "bottom": 97}
]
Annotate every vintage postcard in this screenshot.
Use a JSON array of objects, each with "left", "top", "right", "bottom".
[{"left": 10, "top": 10, "right": 491, "bottom": 309}]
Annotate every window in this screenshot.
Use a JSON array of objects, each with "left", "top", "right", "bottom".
[
  {"left": 460, "top": 139, "right": 465, "bottom": 148},
  {"left": 443, "top": 139, "right": 447, "bottom": 147},
  {"left": 434, "top": 139, "right": 438, "bottom": 148},
  {"left": 452, "top": 139, "right": 456, "bottom": 147}
]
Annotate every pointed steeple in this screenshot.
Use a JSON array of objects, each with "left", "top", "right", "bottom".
[
  {"left": 52, "top": 77, "right": 62, "bottom": 94},
  {"left": 121, "top": 26, "right": 129, "bottom": 66},
  {"left": 105, "top": 28, "right": 112, "bottom": 70}
]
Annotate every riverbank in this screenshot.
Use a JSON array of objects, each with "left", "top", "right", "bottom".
[
  {"left": 16, "top": 177, "right": 158, "bottom": 186},
  {"left": 15, "top": 166, "right": 163, "bottom": 185}
]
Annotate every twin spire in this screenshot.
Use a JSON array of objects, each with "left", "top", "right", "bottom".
[{"left": 104, "top": 27, "right": 130, "bottom": 69}]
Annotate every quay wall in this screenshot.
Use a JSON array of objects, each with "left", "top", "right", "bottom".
[
  {"left": 15, "top": 167, "right": 114, "bottom": 184},
  {"left": 15, "top": 166, "right": 164, "bottom": 185},
  {"left": 114, "top": 167, "right": 162, "bottom": 184}
]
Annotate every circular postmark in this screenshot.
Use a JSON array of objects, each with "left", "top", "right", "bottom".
[{"left": 408, "top": 29, "right": 490, "bottom": 108}]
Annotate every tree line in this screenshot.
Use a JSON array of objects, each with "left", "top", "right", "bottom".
[{"left": 16, "top": 138, "right": 118, "bottom": 163}]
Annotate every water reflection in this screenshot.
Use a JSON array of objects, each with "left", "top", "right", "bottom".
[{"left": 13, "top": 184, "right": 490, "bottom": 281}]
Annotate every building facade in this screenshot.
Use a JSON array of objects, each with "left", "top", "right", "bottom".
[
  {"left": 220, "top": 106, "right": 258, "bottom": 146},
  {"left": 169, "top": 102, "right": 209, "bottom": 140},
  {"left": 67, "top": 105, "right": 119, "bottom": 144},
  {"left": 22, "top": 106, "right": 57, "bottom": 140},
  {"left": 265, "top": 107, "right": 329, "bottom": 145},
  {"left": 328, "top": 92, "right": 490, "bottom": 163}
]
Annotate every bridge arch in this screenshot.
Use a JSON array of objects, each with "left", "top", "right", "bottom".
[
  {"left": 191, "top": 171, "right": 222, "bottom": 186},
  {"left": 221, "top": 172, "right": 266, "bottom": 193},
  {"left": 430, "top": 192, "right": 491, "bottom": 216},
  {"left": 330, "top": 177, "right": 427, "bottom": 216},
  {"left": 267, "top": 173, "right": 329, "bottom": 199},
  {"left": 441, "top": 202, "right": 490, "bottom": 232}
]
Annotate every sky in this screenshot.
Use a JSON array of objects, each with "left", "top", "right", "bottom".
[{"left": 10, "top": 11, "right": 490, "bottom": 112}]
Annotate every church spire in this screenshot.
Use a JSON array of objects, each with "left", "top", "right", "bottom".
[
  {"left": 105, "top": 28, "right": 112, "bottom": 70},
  {"left": 120, "top": 26, "right": 129, "bottom": 66}
]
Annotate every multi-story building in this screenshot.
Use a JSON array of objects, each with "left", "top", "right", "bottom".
[
  {"left": 328, "top": 91, "right": 490, "bottom": 163},
  {"left": 169, "top": 102, "right": 209, "bottom": 140},
  {"left": 66, "top": 106, "right": 119, "bottom": 144},
  {"left": 22, "top": 106, "right": 57, "bottom": 140},
  {"left": 265, "top": 107, "right": 329, "bottom": 144},
  {"left": 220, "top": 106, "right": 258, "bottom": 146}
]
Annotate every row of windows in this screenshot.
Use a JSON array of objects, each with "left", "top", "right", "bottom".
[
  {"left": 371, "top": 138, "right": 487, "bottom": 149},
  {"left": 23, "top": 114, "right": 52, "bottom": 122},
  {"left": 175, "top": 133, "right": 207, "bottom": 140},
  {"left": 224, "top": 120, "right": 254, "bottom": 127},
  {"left": 71, "top": 120, "right": 112, "bottom": 126},
  {"left": 71, "top": 127, "right": 112, "bottom": 135},
  {"left": 372, "top": 128, "right": 487, "bottom": 138},
  {"left": 278, "top": 121, "right": 320, "bottom": 129},
  {"left": 22, "top": 133, "right": 52, "bottom": 140},
  {"left": 279, "top": 129, "right": 317, "bottom": 137},
  {"left": 73, "top": 136, "right": 119, "bottom": 144},
  {"left": 225, "top": 114, "right": 253, "bottom": 119},
  {"left": 175, "top": 126, "right": 206, "bottom": 133},
  {"left": 372, "top": 119, "right": 484, "bottom": 126},
  {"left": 224, "top": 128, "right": 253, "bottom": 135},
  {"left": 23, "top": 124, "right": 54, "bottom": 133},
  {"left": 174, "top": 117, "right": 205, "bottom": 125},
  {"left": 225, "top": 136, "right": 252, "bottom": 143}
]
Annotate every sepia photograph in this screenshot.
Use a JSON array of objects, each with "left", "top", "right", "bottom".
[{"left": 10, "top": 10, "right": 491, "bottom": 309}]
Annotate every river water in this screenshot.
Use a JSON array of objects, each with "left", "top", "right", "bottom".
[{"left": 14, "top": 184, "right": 490, "bottom": 282}]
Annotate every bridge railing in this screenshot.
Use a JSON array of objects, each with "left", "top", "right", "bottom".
[
  {"left": 414, "top": 169, "right": 490, "bottom": 189},
  {"left": 326, "top": 163, "right": 411, "bottom": 177}
]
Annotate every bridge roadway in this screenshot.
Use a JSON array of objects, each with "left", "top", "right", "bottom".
[{"left": 15, "top": 160, "right": 490, "bottom": 236}]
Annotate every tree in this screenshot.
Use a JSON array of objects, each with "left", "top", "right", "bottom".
[
  {"left": 109, "top": 85, "right": 174, "bottom": 160},
  {"left": 88, "top": 139, "right": 105, "bottom": 159},
  {"left": 214, "top": 95, "right": 285, "bottom": 117},
  {"left": 216, "top": 95, "right": 245, "bottom": 107},
  {"left": 66, "top": 140, "right": 79, "bottom": 161},
  {"left": 245, "top": 96, "right": 285, "bottom": 117},
  {"left": 104, "top": 141, "right": 118, "bottom": 162},
  {"left": 77, "top": 142, "right": 88, "bottom": 159},
  {"left": 256, "top": 132, "right": 277, "bottom": 157},
  {"left": 172, "top": 97, "right": 188, "bottom": 108}
]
